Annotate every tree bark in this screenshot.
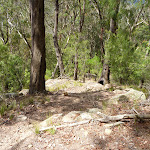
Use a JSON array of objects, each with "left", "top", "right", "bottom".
[
  {"left": 98, "top": 64, "right": 110, "bottom": 85},
  {"left": 51, "top": 62, "right": 58, "bottom": 78},
  {"left": 74, "top": 48, "right": 78, "bottom": 80},
  {"left": 110, "top": 0, "right": 120, "bottom": 34},
  {"left": 53, "top": 0, "right": 64, "bottom": 77},
  {"left": 29, "top": 0, "right": 46, "bottom": 94}
]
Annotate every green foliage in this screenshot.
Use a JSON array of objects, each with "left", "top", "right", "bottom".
[
  {"left": 23, "top": 69, "right": 30, "bottom": 89},
  {"left": 105, "top": 28, "right": 150, "bottom": 85},
  {"left": 87, "top": 55, "right": 102, "bottom": 75},
  {"left": 34, "top": 124, "right": 40, "bottom": 135},
  {"left": 9, "top": 114, "right": 15, "bottom": 120},
  {"left": 105, "top": 30, "right": 136, "bottom": 84},
  {"left": 8, "top": 100, "right": 17, "bottom": 110},
  {"left": 0, "top": 103, "right": 7, "bottom": 116},
  {"left": 45, "top": 69, "right": 52, "bottom": 80},
  {"left": 133, "top": 42, "right": 150, "bottom": 82},
  {"left": 28, "top": 98, "right": 34, "bottom": 105},
  {"left": 63, "top": 33, "right": 94, "bottom": 76},
  {"left": 19, "top": 102, "right": 24, "bottom": 110},
  {"left": 48, "top": 128, "right": 56, "bottom": 135},
  {"left": 0, "top": 42, "right": 28, "bottom": 92}
]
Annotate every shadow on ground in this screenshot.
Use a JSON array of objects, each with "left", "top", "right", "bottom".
[{"left": 23, "top": 90, "right": 115, "bottom": 121}]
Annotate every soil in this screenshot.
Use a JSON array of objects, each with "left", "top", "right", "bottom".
[{"left": 0, "top": 79, "right": 150, "bottom": 150}]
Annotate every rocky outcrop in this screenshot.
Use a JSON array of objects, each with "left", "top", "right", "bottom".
[
  {"left": 109, "top": 88, "right": 146, "bottom": 104},
  {"left": 39, "top": 108, "right": 102, "bottom": 129}
]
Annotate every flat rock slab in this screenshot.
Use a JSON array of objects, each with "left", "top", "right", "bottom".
[{"left": 62, "top": 111, "right": 82, "bottom": 123}]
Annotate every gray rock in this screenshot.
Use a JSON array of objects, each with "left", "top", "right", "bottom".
[
  {"left": 86, "top": 82, "right": 104, "bottom": 91},
  {"left": 104, "top": 84, "right": 112, "bottom": 90},
  {"left": 113, "top": 89, "right": 124, "bottom": 94},
  {"left": 105, "top": 129, "right": 112, "bottom": 135},
  {"left": 16, "top": 115, "right": 27, "bottom": 121},
  {"left": 109, "top": 88, "right": 146, "bottom": 104}
]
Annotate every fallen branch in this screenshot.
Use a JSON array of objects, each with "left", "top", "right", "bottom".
[
  {"left": 39, "top": 120, "right": 90, "bottom": 132},
  {"left": 39, "top": 113, "right": 150, "bottom": 132},
  {"left": 104, "top": 122, "right": 125, "bottom": 128}
]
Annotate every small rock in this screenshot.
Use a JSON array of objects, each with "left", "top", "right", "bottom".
[
  {"left": 19, "top": 89, "right": 29, "bottom": 96},
  {"left": 28, "top": 144, "right": 33, "bottom": 148},
  {"left": 16, "top": 115, "right": 27, "bottom": 121},
  {"left": 29, "top": 124, "right": 34, "bottom": 128},
  {"left": 78, "top": 128, "right": 89, "bottom": 140},
  {"left": 104, "top": 84, "right": 112, "bottom": 90},
  {"left": 105, "top": 129, "right": 112, "bottom": 135},
  {"left": 73, "top": 98, "right": 80, "bottom": 103}
]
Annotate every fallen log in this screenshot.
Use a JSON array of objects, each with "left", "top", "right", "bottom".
[{"left": 39, "top": 113, "right": 150, "bottom": 132}]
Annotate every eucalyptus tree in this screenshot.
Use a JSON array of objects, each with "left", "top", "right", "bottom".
[
  {"left": 73, "top": 0, "right": 86, "bottom": 80},
  {"left": 53, "top": 0, "right": 65, "bottom": 77},
  {"left": 29, "top": 0, "right": 46, "bottom": 94}
]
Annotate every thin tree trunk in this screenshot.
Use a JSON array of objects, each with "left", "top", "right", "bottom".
[
  {"left": 74, "top": 48, "right": 78, "bottom": 80},
  {"left": 29, "top": 0, "right": 46, "bottom": 94},
  {"left": 52, "top": 62, "right": 58, "bottom": 78},
  {"left": 74, "top": 0, "right": 85, "bottom": 80},
  {"left": 53, "top": 0, "right": 64, "bottom": 77}
]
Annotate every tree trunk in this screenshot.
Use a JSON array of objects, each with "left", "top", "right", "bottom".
[
  {"left": 98, "top": 64, "right": 110, "bottom": 85},
  {"left": 51, "top": 62, "right": 58, "bottom": 79},
  {"left": 110, "top": 0, "right": 120, "bottom": 34},
  {"left": 53, "top": 0, "right": 64, "bottom": 77},
  {"left": 74, "top": 49, "right": 78, "bottom": 80},
  {"left": 29, "top": 0, "right": 46, "bottom": 94},
  {"left": 74, "top": 0, "right": 85, "bottom": 80}
]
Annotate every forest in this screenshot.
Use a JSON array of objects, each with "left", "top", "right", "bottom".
[
  {"left": 0, "top": 0, "right": 150, "bottom": 149},
  {"left": 0, "top": 0, "right": 149, "bottom": 94}
]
